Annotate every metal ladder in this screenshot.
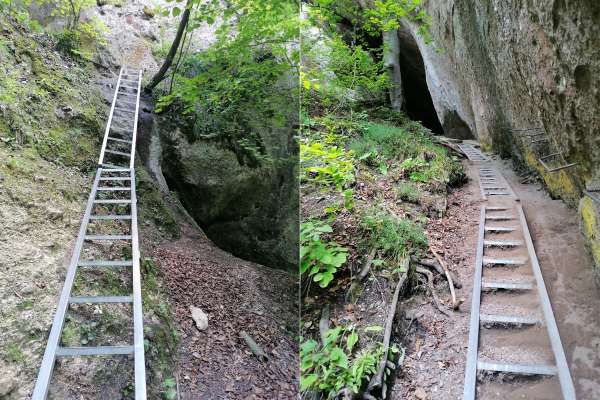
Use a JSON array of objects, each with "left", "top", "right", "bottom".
[
  {"left": 33, "top": 68, "right": 146, "bottom": 399},
  {"left": 461, "top": 146, "right": 575, "bottom": 399}
]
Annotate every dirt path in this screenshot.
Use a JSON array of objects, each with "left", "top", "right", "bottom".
[{"left": 144, "top": 221, "right": 298, "bottom": 399}]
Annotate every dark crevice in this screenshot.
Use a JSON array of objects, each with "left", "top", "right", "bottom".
[{"left": 397, "top": 29, "right": 444, "bottom": 135}]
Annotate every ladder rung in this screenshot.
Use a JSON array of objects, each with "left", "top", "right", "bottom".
[
  {"left": 484, "top": 226, "right": 516, "bottom": 232},
  {"left": 84, "top": 234, "right": 132, "bottom": 241},
  {"left": 483, "top": 239, "right": 523, "bottom": 247},
  {"left": 89, "top": 215, "right": 132, "bottom": 220},
  {"left": 93, "top": 199, "right": 132, "bottom": 204},
  {"left": 485, "top": 215, "right": 514, "bottom": 220},
  {"left": 104, "top": 149, "right": 131, "bottom": 157},
  {"left": 97, "top": 187, "right": 131, "bottom": 191},
  {"left": 482, "top": 280, "right": 534, "bottom": 290},
  {"left": 107, "top": 137, "right": 132, "bottom": 144},
  {"left": 482, "top": 186, "right": 507, "bottom": 190},
  {"left": 483, "top": 257, "right": 527, "bottom": 266},
  {"left": 120, "top": 85, "right": 138, "bottom": 90},
  {"left": 486, "top": 207, "right": 509, "bottom": 211},
  {"left": 118, "top": 91, "right": 137, "bottom": 96},
  {"left": 479, "top": 313, "right": 539, "bottom": 325},
  {"left": 99, "top": 176, "right": 131, "bottom": 181},
  {"left": 69, "top": 295, "right": 133, "bottom": 304},
  {"left": 477, "top": 361, "right": 556, "bottom": 376},
  {"left": 487, "top": 191, "right": 510, "bottom": 195},
  {"left": 78, "top": 260, "right": 133, "bottom": 267},
  {"left": 56, "top": 346, "right": 134, "bottom": 357}
]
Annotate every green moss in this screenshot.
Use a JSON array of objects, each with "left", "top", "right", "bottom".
[
  {"left": 5, "top": 342, "right": 25, "bottom": 364},
  {"left": 522, "top": 147, "right": 580, "bottom": 206},
  {"left": 580, "top": 195, "right": 600, "bottom": 284}
]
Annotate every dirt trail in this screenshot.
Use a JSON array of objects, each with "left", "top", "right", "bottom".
[{"left": 143, "top": 221, "right": 298, "bottom": 399}]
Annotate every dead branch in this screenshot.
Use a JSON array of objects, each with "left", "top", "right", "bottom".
[
  {"left": 239, "top": 331, "right": 268, "bottom": 362},
  {"left": 416, "top": 266, "right": 451, "bottom": 317},
  {"left": 364, "top": 260, "right": 409, "bottom": 399},
  {"left": 429, "top": 245, "right": 459, "bottom": 310}
]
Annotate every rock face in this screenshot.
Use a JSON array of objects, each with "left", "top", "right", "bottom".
[
  {"left": 397, "top": 0, "right": 600, "bottom": 280},
  {"left": 158, "top": 122, "right": 298, "bottom": 272}
]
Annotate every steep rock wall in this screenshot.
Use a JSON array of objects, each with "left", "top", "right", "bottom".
[{"left": 398, "top": 0, "right": 600, "bottom": 280}]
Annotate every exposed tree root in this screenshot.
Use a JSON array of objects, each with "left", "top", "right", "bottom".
[
  {"left": 412, "top": 257, "right": 462, "bottom": 289},
  {"left": 239, "top": 331, "right": 269, "bottom": 362},
  {"left": 415, "top": 266, "right": 451, "bottom": 317},
  {"left": 364, "top": 264, "right": 409, "bottom": 399},
  {"left": 319, "top": 305, "right": 330, "bottom": 345},
  {"left": 429, "top": 245, "right": 459, "bottom": 310}
]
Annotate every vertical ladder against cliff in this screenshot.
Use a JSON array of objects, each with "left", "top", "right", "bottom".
[
  {"left": 33, "top": 68, "right": 146, "bottom": 399},
  {"left": 461, "top": 145, "right": 575, "bottom": 400}
]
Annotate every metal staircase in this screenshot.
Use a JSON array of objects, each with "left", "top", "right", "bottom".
[{"left": 33, "top": 68, "right": 146, "bottom": 399}]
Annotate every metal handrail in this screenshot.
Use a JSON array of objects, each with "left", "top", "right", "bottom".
[{"left": 98, "top": 68, "right": 124, "bottom": 166}]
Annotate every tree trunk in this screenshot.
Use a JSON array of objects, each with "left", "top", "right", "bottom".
[
  {"left": 383, "top": 29, "right": 404, "bottom": 111},
  {"left": 145, "top": 2, "right": 192, "bottom": 92}
]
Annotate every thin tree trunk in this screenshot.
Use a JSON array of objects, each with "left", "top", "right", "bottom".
[
  {"left": 383, "top": 29, "right": 404, "bottom": 111},
  {"left": 145, "top": 1, "right": 192, "bottom": 92}
]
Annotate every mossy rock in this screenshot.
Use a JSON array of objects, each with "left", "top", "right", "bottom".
[
  {"left": 97, "top": 0, "right": 124, "bottom": 7},
  {"left": 579, "top": 195, "right": 600, "bottom": 286}
]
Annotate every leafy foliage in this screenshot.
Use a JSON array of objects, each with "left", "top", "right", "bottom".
[
  {"left": 300, "top": 326, "right": 382, "bottom": 398},
  {"left": 361, "top": 208, "right": 428, "bottom": 260},
  {"left": 155, "top": 0, "right": 299, "bottom": 167},
  {"left": 300, "top": 141, "right": 354, "bottom": 189},
  {"left": 300, "top": 220, "right": 348, "bottom": 288}
]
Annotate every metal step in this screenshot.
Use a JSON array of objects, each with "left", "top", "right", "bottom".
[
  {"left": 477, "top": 361, "right": 556, "bottom": 376},
  {"left": 486, "top": 207, "right": 510, "bottom": 211},
  {"left": 486, "top": 191, "right": 510, "bottom": 196},
  {"left": 482, "top": 280, "right": 534, "bottom": 290},
  {"left": 69, "top": 295, "right": 133, "bottom": 304},
  {"left": 89, "top": 215, "right": 132, "bottom": 220},
  {"left": 482, "top": 187, "right": 507, "bottom": 190},
  {"left": 97, "top": 187, "right": 131, "bottom": 191},
  {"left": 84, "top": 234, "right": 132, "bottom": 241},
  {"left": 483, "top": 257, "right": 527, "bottom": 266},
  {"left": 479, "top": 313, "right": 539, "bottom": 325},
  {"left": 93, "top": 199, "right": 132, "bottom": 204},
  {"left": 56, "top": 346, "right": 134, "bottom": 357},
  {"left": 484, "top": 226, "right": 516, "bottom": 232},
  {"left": 114, "top": 107, "right": 135, "bottom": 113},
  {"left": 483, "top": 239, "right": 523, "bottom": 247},
  {"left": 78, "top": 260, "right": 133, "bottom": 267},
  {"left": 99, "top": 176, "right": 131, "bottom": 181}
]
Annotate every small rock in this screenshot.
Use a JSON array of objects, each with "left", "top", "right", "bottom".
[
  {"left": 47, "top": 207, "right": 63, "bottom": 221},
  {"left": 414, "top": 387, "right": 427, "bottom": 400},
  {"left": 189, "top": 306, "right": 208, "bottom": 331},
  {"left": 142, "top": 5, "right": 155, "bottom": 18},
  {"left": 0, "top": 369, "right": 17, "bottom": 396}
]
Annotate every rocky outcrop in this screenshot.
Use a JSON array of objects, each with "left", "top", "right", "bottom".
[
  {"left": 156, "top": 121, "right": 298, "bottom": 272},
  {"left": 396, "top": 0, "right": 600, "bottom": 280}
]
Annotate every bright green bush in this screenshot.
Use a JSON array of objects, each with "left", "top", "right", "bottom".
[{"left": 300, "top": 220, "right": 348, "bottom": 288}]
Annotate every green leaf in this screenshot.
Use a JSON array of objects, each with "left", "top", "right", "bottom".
[
  {"left": 346, "top": 330, "right": 358, "bottom": 353},
  {"left": 172, "top": 6, "right": 181, "bottom": 16},
  {"left": 300, "top": 373, "right": 318, "bottom": 391}
]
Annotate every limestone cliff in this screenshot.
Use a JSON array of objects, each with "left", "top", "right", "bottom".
[{"left": 395, "top": 0, "right": 600, "bottom": 280}]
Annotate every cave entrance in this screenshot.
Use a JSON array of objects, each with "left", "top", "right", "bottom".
[{"left": 398, "top": 29, "right": 444, "bottom": 135}]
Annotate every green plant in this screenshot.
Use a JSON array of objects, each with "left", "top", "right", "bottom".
[
  {"left": 301, "top": 327, "right": 382, "bottom": 398},
  {"left": 300, "top": 141, "right": 355, "bottom": 189},
  {"left": 6, "top": 342, "right": 25, "bottom": 363},
  {"left": 361, "top": 208, "right": 428, "bottom": 260},
  {"left": 396, "top": 182, "right": 422, "bottom": 203},
  {"left": 162, "top": 377, "right": 177, "bottom": 400},
  {"left": 300, "top": 220, "right": 348, "bottom": 288}
]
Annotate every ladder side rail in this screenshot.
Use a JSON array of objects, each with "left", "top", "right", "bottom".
[
  {"left": 130, "top": 171, "right": 147, "bottom": 399},
  {"left": 462, "top": 206, "right": 486, "bottom": 400},
  {"left": 129, "top": 70, "right": 142, "bottom": 169},
  {"left": 99, "top": 69, "right": 124, "bottom": 166},
  {"left": 32, "top": 169, "right": 103, "bottom": 399}
]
